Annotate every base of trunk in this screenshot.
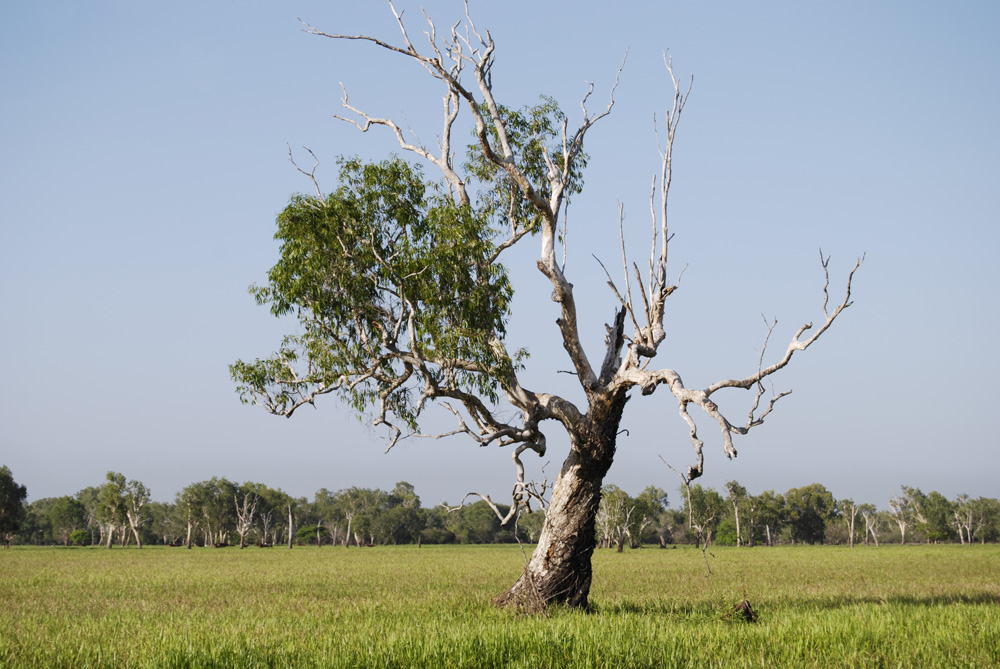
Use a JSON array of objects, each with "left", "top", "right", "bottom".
[{"left": 494, "top": 555, "right": 594, "bottom": 612}]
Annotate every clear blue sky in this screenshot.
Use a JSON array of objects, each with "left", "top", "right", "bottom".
[{"left": 2, "top": 1, "right": 998, "bottom": 509}]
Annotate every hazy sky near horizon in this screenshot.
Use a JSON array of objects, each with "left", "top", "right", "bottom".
[{"left": 2, "top": 1, "right": 998, "bottom": 509}]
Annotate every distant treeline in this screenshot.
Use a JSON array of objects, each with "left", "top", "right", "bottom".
[{"left": 1, "top": 465, "right": 997, "bottom": 548}]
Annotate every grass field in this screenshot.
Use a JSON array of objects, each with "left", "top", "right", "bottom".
[{"left": 2, "top": 543, "right": 998, "bottom": 668}]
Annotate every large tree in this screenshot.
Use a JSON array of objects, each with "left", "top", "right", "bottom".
[{"left": 231, "top": 2, "right": 862, "bottom": 609}]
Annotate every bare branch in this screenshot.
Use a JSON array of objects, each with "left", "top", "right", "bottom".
[
  {"left": 287, "top": 144, "right": 322, "bottom": 198},
  {"left": 707, "top": 254, "right": 865, "bottom": 395}
]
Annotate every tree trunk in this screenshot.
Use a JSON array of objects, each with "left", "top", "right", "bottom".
[
  {"left": 131, "top": 525, "right": 142, "bottom": 548},
  {"left": 733, "top": 505, "right": 742, "bottom": 547},
  {"left": 494, "top": 391, "right": 625, "bottom": 610}
]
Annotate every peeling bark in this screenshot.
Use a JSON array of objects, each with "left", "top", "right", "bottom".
[{"left": 495, "top": 390, "right": 626, "bottom": 609}]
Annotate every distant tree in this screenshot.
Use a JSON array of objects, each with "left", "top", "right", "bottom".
[
  {"left": 633, "top": 486, "right": 670, "bottom": 547},
  {"left": 242, "top": 483, "right": 288, "bottom": 547},
  {"left": 287, "top": 496, "right": 305, "bottom": 549},
  {"left": 70, "top": 528, "right": 90, "bottom": 546},
  {"left": 741, "top": 493, "right": 761, "bottom": 547},
  {"left": 971, "top": 497, "right": 1000, "bottom": 543},
  {"left": 146, "top": 501, "right": 177, "bottom": 546},
  {"left": 515, "top": 509, "right": 546, "bottom": 543},
  {"left": 724, "top": 480, "right": 748, "bottom": 547},
  {"left": 595, "top": 485, "right": 633, "bottom": 551},
  {"left": 49, "top": 496, "right": 86, "bottom": 546},
  {"left": 887, "top": 489, "right": 912, "bottom": 545},
  {"left": 295, "top": 524, "right": 323, "bottom": 545},
  {"left": 918, "top": 490, "right": 955, "bottom": 543},
  {"left": 680, "top": 484, "right": 726, "bottom": 548},
  {"left": 858, "top": 503, "right": 881, "bottom": 547},
  {"left": 175, "top": 483, "right": 202, "bottom": 548},
  {"left": 98, "top": 472, "right": 128, "bottom": 548},
  {"left": 124, "top": 478, "right": 151, "bottom": 548},
  {"left": 312, "top": 488, "right": 342, "bottom": 546},
  {"left": 375, "top": 504, "right": 424, "bottom": 544},
  {"left": 201, "top": 478, "right": 239, "bottom": 546},
  {"left": 783, "top": 484, "right": 835, "bottom": 544},
  {"left": 75, "top": 486, "right": 102, "bottom": 546},
  {"left": 234, "top": 487, "right": 259, "bottom": 549},
  {"left": 420, "top": 506, "right": 457, "bottom": 545},
  {"left": 449, "top": 500, "right": 515, "bottom": 544},
  {"left": 840, "top": 498, "right": 861, "bottom": 548},
  {"left": 390, "top": 481, "right": 420, "bottom": 509},
  {"left": 0, "top": 465, "right": 28, "bottom": 548},
  {"left": 755, "top": 490, "right": 786, "bottom": 546},
  {"left": 20, "top": 498, "right": 57, "bottom": 545},
  {"left": 336, "top": 487, "right": 383, "bottom": 547}
]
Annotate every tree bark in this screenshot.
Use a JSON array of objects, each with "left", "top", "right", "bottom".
[{"left": 495, "top": 391, "right": 626, "bottom": 610}]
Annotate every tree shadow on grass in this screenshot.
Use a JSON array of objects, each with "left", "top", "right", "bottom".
[{"left": 592, "top": 591, "right": 1000, "bottom": 618}]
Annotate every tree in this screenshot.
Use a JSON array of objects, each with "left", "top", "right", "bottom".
[
  {"left": 595, "top": 485, "right": 634, "bottom": 551},
  {"left": 124, "top": 478, "right": 150, "bottom": 548},
  {"left": 49, "top": 496, "right": 85, "bottom": 547},
  {"left": 230, "top": 3, "right": 862, "bottom": 609},
  {"left": 181, "top": 478, "right": 238, "bottom": 547},
  {"left": 858, "top": 503, "right": 881, "bottom": 547},
  {"left": 970, "top": 497, "right": 1000, "bottom": 543},
  {"left": 633, "top": 486, "right": 669, "bottom": 547},
  {"left": 680, "top": 484, "right": 726, "bottom": 549},
  {"left": 753, "top": 490, "right": 785, "bottom": 547},
  {"left": 21, "top": 498, "right": 57, "bottom": 545},
  {"left": 840, "top": 498, "right": 860, "bottom": 548},
  {"left": 887, "top": 490, "right": 912, "bottom": 545},
  {"left": 234, "top": 487, "right": 259, "bottom": 549},
  {"left": 75, "top": 486, "right": 103, "bottom": 547},
  {"left": 724, "top": 481, "right": 748, "bottom": 547},
  {"left": 175, "top": 484, "right": 202, "bottom": 548},
  {"left": 98, "top": 472, "right": 128, "bottom": 548},
  {"left": 377, "top": 482, "right": 424, "bottom": 544},
  {"left": 0, "top": 465, "right": 28, "bottom": 548},
  {"left": 784, "top": 484, "right": 836, "bottom": 545},
  {"left": 918, "top": 490, "right": 955, "bottom": 543},
  {"left": 448, "top": 499, "right": 515, "bottom": 544},
  {"left": 146, "top": 501, "right": 177, "bottom": 546}
]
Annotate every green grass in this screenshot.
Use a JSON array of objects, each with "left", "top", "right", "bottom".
[{"left": 2, "top": 544, "right": 998, "bottom": 667}]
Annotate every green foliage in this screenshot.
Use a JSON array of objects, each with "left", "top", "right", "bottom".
[
  {"left": 0, "top": 465, "right": 28, "bottom": 546},
  {"left": 69, "top": 529, "right": 90, "bottom": 546},
  {"left": 3, "top": 545, "right": 998, "bottom": 667},
  {"left": 714, "top": 517, "right": 740, "bottom": 546},
  {"left": 783, "top": 483, "right": 837, "bottom": 545},
  {"left": 680, "top": 483, "right": 727, "bottom": 545},
  {"left": 465, "top": 96, "right": 587, "bottom": 233},
  {"left": 295, "top": 524, "right": 322, "bottom": 545},
  {"left": 447, "top": 500, "right": 517, "bottom": 544},
  {"left": 48, "top": 496, "right": 85, "bottom": 547},
  {"left": 231, "top": 157, "right": 519, "bottom": 428}
]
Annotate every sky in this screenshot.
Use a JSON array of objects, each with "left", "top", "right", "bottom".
[{"left": 2, "top": 1, "right": 998, "bottom": 509}]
